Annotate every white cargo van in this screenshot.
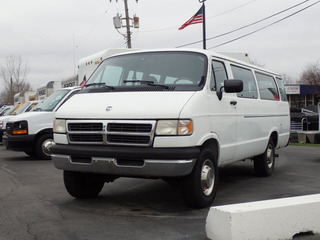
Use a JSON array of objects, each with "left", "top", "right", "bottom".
[
  {"left": 0, "top": 101, "right": 40, "bottom": 143},
  {"left": 50, "top": 49, "right": 290, "bottom": 208},
  {"left": 3, "top": 87, "right": 81, "bottom": 160}
]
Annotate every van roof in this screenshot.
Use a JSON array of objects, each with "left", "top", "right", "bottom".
[{"left": 108, "top": 48, "right": 281, "bottom": 77}]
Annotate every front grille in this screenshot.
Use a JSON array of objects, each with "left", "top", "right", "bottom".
[
  {"left": 5, "top": 122, "right": 13, "bottom": 134},
  {"left": 69, "top": 134, "right": 103, "bottom": 143},
  {"left": 67, "top": 120, "right": 156, "bottom": 146},
  {"left": 107, "top": 134, "right": 150, "bottom": 144},
  {"left": 68, "top": 123, "right": 103, "bottom": 132},
  {"left": 108, "top": 123, "right": 152, "bottom": 133}
]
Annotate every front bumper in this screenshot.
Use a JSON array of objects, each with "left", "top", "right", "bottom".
[
  {"left": 2, "top": 133, "right": 36, "bottom": 152},
  {"left": 51, "top": 144, "right": 200, "bottom": 177}
]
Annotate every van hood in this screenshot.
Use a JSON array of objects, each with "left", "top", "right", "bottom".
[
  {"left": 56, "top": 91, "right": 196, "bottom": 119},
  {"left": 6, "top": 111, "right": 56, "bottom": 135}
]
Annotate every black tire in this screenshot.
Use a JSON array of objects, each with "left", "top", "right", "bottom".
[
  {"left": 181, "top": 147, "right": 219, "bottom": 208},
  {"left": 34, "top": 134, "right": 54, "bottom": 160},
  {"left": 63, "top": 171, "right": 104, "bottom": 199},
  {"left": 254, "top": 138, "right": 275, "bottom": 177}
]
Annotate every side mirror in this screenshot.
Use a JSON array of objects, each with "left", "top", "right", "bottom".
[
  {"left": 224, "top": 79, "right": 243, "bottom": 93},
  {"left": 217, "top": 79, "right": 243, "bottom": 100}
]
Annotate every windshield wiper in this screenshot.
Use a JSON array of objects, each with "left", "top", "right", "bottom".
[
  {"left": 84, "top": 82, "right": 115, "bottom": 90},
  {"left": 123, "top": 80, "right": 169, "bottom": 89}
]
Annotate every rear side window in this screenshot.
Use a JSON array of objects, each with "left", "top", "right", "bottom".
[
  {"left": 276, "top": 77, "right": 288, "bottom": 101},
  {"left": 231, "top": 65, "right": 258, "bottom": 99},
  {"left": 255, "top": 72, "right": 279, "bottom": 101}
]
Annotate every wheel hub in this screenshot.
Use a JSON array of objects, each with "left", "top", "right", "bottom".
[
  {"left": 201, "top": 159, "right": 215, "bottom": 196},
  {"left": 267, "top": 145, "right": 274, "bottom": 168},
  {"left": 42, "top": 139, "right": 54, "bottom": 156}
]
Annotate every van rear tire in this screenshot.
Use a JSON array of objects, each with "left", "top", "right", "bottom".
[
  {"left": 254, "top": 138, "right": 275, "bottom": 177},
  {"left": 63, "top": 171, "right": 104, "bottom": 199},
  {"left": 181, "top": 147, "right": 218, "bottom": 208}
]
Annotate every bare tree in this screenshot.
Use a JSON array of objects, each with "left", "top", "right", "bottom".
[
  {"left": 299, "top": 61, "right": 320, "bottom": 85},
  {"left": 0, "top": 55, "right": 31, "bottom": 104},
  {"left": 281, "top": 73, "right": 294, "bottom": 84}
]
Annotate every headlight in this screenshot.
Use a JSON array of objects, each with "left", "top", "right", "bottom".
[
  {"left": 156, "top": 119, "right": 193, "bottom": 136},
  {"left": 0, "top": 121, "right": 3, "bottom": 129},
  {"left": 178, "top": 120, "right": 193, "bottom": 135},
  {"left": 12, "top": 121, "right": 28, "bottom": 135},
  {"left": 53, "top": 119, "right": 66, "bottom": 133}
]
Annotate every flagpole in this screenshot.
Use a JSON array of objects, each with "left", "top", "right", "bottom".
[{"left": 199, "top": 0, "right": 206, "bottom": 49}]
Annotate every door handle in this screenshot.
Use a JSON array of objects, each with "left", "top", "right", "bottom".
[{"left": 230, "top": 101, "right": 237, "bottom": 106}]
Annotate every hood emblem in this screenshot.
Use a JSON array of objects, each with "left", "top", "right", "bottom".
[{"left": 106, "top": 106, "right": 113, "bottom": 112}]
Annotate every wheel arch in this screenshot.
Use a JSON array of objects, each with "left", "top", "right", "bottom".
[
  {"left": 200, "top": 138, "right": 220, "bottom": 165},
  {"left": 34, "top": 128, "right": 53, "bottom": 146},
  {"left": 35, "top": 128, "right": 53, "bottom": 138},
  {"left": 269, "top": 130, "right": 278, "bottom": 148}
]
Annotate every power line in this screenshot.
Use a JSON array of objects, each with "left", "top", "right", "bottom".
[
  {"left": 139, "top": 0, "right": 258, "bottom": 33},
  {"left": 176, "top": 0, "right": 311, "bottom": 48},
  {"left": 208, "top": 0, "right": 320, "bottom": 49},
  {"left": 206, "top": 0, "right": 257, "bottom": 20}
]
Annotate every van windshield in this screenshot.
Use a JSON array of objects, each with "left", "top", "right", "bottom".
[
  {"left": 12, "top": 102, "right": 31, "bottom": 115},
  {"left": 33, "top": 89, "right": 70, "bottom": 112},
  {"left": 84, "top": 51, "right": 208, "bottom": 92}
]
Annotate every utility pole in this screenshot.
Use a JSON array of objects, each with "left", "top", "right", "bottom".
[
  {"left": 123, "top": 0, "right": 132, "bottom": 48},
  {"left": 10, "top": 77, "right": 13, "bottom": 105},
  {"left": 111, "top": 0, "right": 139, "bottom": 49}
]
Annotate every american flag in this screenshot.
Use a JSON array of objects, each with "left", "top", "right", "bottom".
[
  {"left": 79, "top": 75, "right": 87, "bottom": 87},
  {"left": 179, "top": 6, "right": 203, "bottom": 30}
]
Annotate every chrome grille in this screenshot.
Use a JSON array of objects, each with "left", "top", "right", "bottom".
[
  {"left": 107, "top": 134, "right": 150, "bottom": 144},
  {"left": 68, "top": 123, "right": 103, "bottom": 131},
  {"left": 69, "top": 134, "right": 103, "bottom": 142},
  {"left": 108, "top": 123, "right": 152, "bottom": 133},
  {"left": 66, "top": 120, "right": 156, "bottom": 146}
]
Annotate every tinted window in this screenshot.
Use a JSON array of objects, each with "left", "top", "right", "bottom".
[
  {"left": 231, "top": 65, "right": 258, "bottom": 99},
  {"left": 256, "top": 72, "right": 279, "bottom": 100}
]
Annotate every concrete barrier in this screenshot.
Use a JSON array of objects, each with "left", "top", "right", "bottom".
[{"left": 206, "top": 194, "right": 320, "bottom": 240}]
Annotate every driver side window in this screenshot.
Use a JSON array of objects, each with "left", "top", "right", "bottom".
[{"left": 211, "top": 60, "right": 228, "bottom": 91}]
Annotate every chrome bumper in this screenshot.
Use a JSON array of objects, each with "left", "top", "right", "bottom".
[{"left": 51, "top": 154, "right": 196, "bottom": 177}]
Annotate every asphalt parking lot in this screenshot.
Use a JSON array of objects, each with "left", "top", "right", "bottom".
[{"left": 1, "top": 144, "right": 320, "bottom": 240}]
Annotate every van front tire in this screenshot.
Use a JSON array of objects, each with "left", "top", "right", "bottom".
[
  {"left": 34, "top": 134, "right": 54, "bottom": 160},
  {"left": 63, "top": 171, "right": 104, "bottom": 199},
  {"left": 181, "top": 148, "right": 218, "bottom": 208}
]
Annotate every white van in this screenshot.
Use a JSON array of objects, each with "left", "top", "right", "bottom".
[
  {"left": 0, "top": 101, "right": 40, "bottom": 143},
  {"left": 3, "top": 87, "right": 81, "bottom": 159},
  {"left": 50, "top": 49, "right": 290, "bottom": 208}
]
